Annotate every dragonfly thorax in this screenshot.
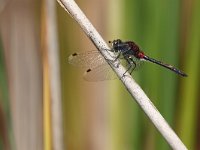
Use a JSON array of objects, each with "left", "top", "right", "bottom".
[
  {"left": 110, "top": 39, "right": 129, "bottom": 52},
  {"left": 110, "top": 40, "right": 146, "bottom": 60}
]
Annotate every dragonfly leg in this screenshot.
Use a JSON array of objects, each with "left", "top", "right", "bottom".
[
  {"left": 106, "top": 51, "right": 121, "bottom": 68},
  {"left": 129, "top": 58, "right": 136, "bottom": 75},
  {"left": 114, "top": 52, "right": 121, "bottom": 61},
  {"left": 122, "top": 57, "right": 134, "bottom": 77},
  {"left": 113, "top": 52, "right": 121, "bottom": 67},
  {"left": 103, "top": 48, "right": 119, "bottom": 59}
]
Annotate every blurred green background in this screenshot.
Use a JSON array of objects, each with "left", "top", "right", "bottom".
[{"left": 0, "top": 0, "right": 200, "bottom": 150}]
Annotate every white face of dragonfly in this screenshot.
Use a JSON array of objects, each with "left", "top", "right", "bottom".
[{"left": 110, "top": 39, "right": 124, "bottom": 52}]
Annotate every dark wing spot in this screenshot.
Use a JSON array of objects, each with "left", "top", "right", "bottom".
[
  {"left": 72, "top": 53, "right": 77, "bottom": 56},
  {"left": 87, "top": 69, "right": 92, "bottom": 72}
]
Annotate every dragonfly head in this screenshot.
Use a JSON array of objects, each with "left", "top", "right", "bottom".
[{"left": 109, "top": 39, "right": 124, "bottom": 52}]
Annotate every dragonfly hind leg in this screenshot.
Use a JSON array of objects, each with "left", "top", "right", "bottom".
[
  {"left": 122, "top": 57, "right": 136, "bottom": 77},
  {"left": 129, "top": 58, "right": 136, "bottom": 75}
]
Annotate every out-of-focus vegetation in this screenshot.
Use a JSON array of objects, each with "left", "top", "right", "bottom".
[
  {"left": 0, "top": 0, "right": 199, "bottom": 150},
  {"left": 0, "top": 39, "right": 12, "bottom": 150}
]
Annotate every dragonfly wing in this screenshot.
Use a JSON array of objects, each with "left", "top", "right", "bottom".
[
  {"left": 68, "top": 50, "right": 107, "bottom": 68},
  {"left": 83, "top": 63, "right": 117, "bottom": 81}
]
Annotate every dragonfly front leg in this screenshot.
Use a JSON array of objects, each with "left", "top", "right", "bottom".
[
  {"left": 113, "top": 52, "right": 122, "bottom": 67},
  {"left": 106, "top": 51, "right": 121, "bottom": 67},
  {"left": 102, "top": 49, "right": 121, "bottom": 67}
]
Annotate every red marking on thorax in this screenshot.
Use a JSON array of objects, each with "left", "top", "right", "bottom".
[
  {"left": 126, "top": 41, "right": 145, "bottom": 59},
  {"left": 127, "top": 41, "right": 140, "bottom": 52}
]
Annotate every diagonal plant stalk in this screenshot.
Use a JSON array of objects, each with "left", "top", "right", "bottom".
[{"left": 57, "top": 0, "right": 188, "bottom": 149}]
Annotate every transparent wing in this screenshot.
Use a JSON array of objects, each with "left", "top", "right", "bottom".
[
  {"left": 68, "top": 50, "right": 107, "bottom": 69},
  {"left": 83, "top": 63, "right": 117, "bottom": 81},
  {"left": 68, "top": 50, "right": 144, "bottom": 81},
  {"left": 82, "top": 57, "right": 143, "bottom": 82}
]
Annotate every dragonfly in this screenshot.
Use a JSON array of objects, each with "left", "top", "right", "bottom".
[{"left": 68, "top": 39, "right": 187, "bottom": 81}]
